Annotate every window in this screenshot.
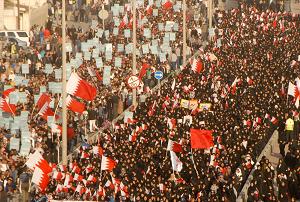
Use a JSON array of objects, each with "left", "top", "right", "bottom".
[
  {"left": 7, "top": 32, "right": 16, "bottom": 37},
  {"left": 0, "top": 32, "right": 5, "bottom": 37},
  {"left": 17, "top": 32, "right": 28, "bottom": 37},
  {"left": 9, "top": 38, "right": 17, "bottom": 43}
]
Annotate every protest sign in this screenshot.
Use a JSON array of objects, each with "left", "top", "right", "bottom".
[
  {"left": 9, "top": 92, "right": 19, "bottom": 104},
  {"left": 10, "top": 138, "right": 20, "bottom": 151},
  {"left": 65, "top": 43, "right": 72, "bottom": 52},
  {"left": 22, "top": 64, "right": 29, "bottom": 74},
  {"left": 55, "top": 69, "right": 62, "bottom": 80},
  {"left": 189, "top": 100, "right": 198, "bottom": 110},
  {"left": 124, "top": 111, "right": 133, "bottom": 123},
  {"left": 199, "top": 103, "right": 212, "bottom": 111},
  {"left": 180, "top": 99, "right": 189, "bottom": 109},
  {"left": 115, "top": 57, "right": 122, "bottom": 68},
  {"left": 103, "top": 66, "right": 111, "bottom": 85}
]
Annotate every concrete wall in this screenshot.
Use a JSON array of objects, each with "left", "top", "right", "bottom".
[
  {"left": 0, "top": 1, "right": 4, "bottom": 30},
  {"left": 225, "top": 0, "right": 239, "bottom": 10},
  {"left": 3, "top": 9, "right": 17, "bottom": 30},
  {"left": 290, "top": 0, "right": 300, "bottom": 14},
  {"left": 1, "top": 0, "right": 48, "bottom": 32},
  {"left": 29, "top": 3, "right": 48, "bottom": 29}
]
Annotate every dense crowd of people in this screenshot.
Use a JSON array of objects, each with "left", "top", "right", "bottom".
[
  {"left": 0, "top": 0, "right": 300, "bottom": 201},
  {"left": 32, "top": 3, "right": 300, "bottom": 201},
  {"left": 0, "top": 0, "right": 205, "bottom": 201},
  {"left": 247, "top": 136, "right": 300, "bottom": 202}
]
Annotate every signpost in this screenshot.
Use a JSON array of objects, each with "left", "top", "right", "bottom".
[
  {"left": 98, "top": 5, "right": 109, "bottom": 29},
  {"left": 154, "top": 71, "right": 163, "bottom": 80},
  {"left": 154, "top": 71, "right": 163, "bottom": 94},
  {"left": 127, "top": 75, "right": 141, "bottom": 89}
]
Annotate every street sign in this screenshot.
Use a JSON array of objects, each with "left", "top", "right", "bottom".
[
  {"left": 98, "top": 9, "right": 109, "bottom": 20},
  {"left": 154, "top": 71, "right": 163, "bottom": 80},
  {"left": 127, "top": 75, "right": 141, "bottom": 89}
]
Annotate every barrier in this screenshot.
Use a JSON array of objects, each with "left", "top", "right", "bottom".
[{"left": 237, "top": 130, "right": 279, "bottom": 201}]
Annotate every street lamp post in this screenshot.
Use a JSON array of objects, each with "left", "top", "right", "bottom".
[
  {"left": 61, "top": 0, "right": 68, "bottom": 165},
  {"left": 183, "top": 0, "right": 187, "bottom": 64},
  {"left": 132, "top": 0, "right": 137, "bottom": 106}
]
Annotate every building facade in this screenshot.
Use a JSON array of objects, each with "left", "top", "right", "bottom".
[{"left": 0, "top": 0, "right": 47, "bottom": 32}]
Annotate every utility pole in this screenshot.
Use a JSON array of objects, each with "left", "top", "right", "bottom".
[
  {"left": 61, "top": 0, "right": 68, "bottom": 165},
  {"left": 0, "top": 0, "right": 4, "bottom": 30},
  {"left": 208, "top": 0, "right": 213, "bottom": 29},
  {"left": 28, "top": 0, "right": 31, "bottom": 31},
  {"left": 182, "top": 0, "right": 187, "bottom": 64},
  {"left": 132, "top": 0, "right": 137, "bottom": 106},
  {"left": 17, "top": 0, "right": 20, "bottom": 29}
]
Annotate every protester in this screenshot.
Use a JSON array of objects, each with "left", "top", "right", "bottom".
[
  {"left": 23, "top": 3, "right": 300, "bottom": 201},
  {"left": 0, "top": 0, "right": 204, "bottom": 201},
  {"left": 1, "top": 0, "right": 300, "bottom": 201}
]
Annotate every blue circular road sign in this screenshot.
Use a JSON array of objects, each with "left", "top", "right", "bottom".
[{"left": 154, "top": 71, "right": 163, "bottom": 80}]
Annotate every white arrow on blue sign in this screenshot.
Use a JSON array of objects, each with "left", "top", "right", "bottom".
[{"left": 154, "top": 71, "right": 163, "bottom": 80}]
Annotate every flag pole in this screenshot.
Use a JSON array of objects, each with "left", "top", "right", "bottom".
[
  {"left": 7, "top": 104, "right": 15, "bottom": 117},
  {"left": 61, "top": 0, "right": 68, "bottom": 166},
  {"left": 190, "top": 148, "right": 199, "bottom": 177},
  {"left": 53, "top": 95, "right": 62, "bottom": 120},
  {"left": 29, "top": 102, "right": 37, "bottom": 119}
]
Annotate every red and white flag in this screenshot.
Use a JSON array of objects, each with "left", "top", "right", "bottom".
[
  {"left": 0, "top": 98, "right": 16, "bottom": 115},
  {"left": 58, "top": 165, "right": 66, "bottom": 172},
  {"left": 243, "top": 120, "right": 251, "bottom": 127},
  {"left": 271, "top": 117, "right": 278, "bottom": 125},
  {"left": 265, "top": 113, "right": 270, "bottom": 120},
  {"left": 71, "top": 165, "right": 81, "bottom": 174},
  {"left": 101, "top": 156, "right": 116, "bottom": 171},
  {"left": 2, "top": 87, "right": 15, "bottom": 98},
  {"left": 147, "top": 101, "right": 156, "bottom": 116},
  {"left": 51, "top": 124, "right": 62, "bottom": 134},
  {"left": 105, "top": 180, "right": 115, "bottom": 190},
  {"left": 66, "top": 73, "right": 97, "bottom": 101},
  {"left": 73, "top": 174, "right": 83, "bottom": 181},
  {"left": 38, "top": 102, "right": 55, "bottom": 120},
  {"left": 32, "top": 167, "right": 50, "bottom": 191},
  {"left": 66, "top": 95, "right": 85, "bottom": 113},
  {"left": 129, "top": 131, "right": 138, "bottom": 142},
  {"left": 25, "top": 151, "right": 52, "bottom": 174},
  {"left": 146, "top": 5, "right": 153, "bottom": 15},
  {"left": 75, "top": 184, "right": 86, "bottom": 195},
  {"left": 231, "top": 77, "right": 241, "bottom": 95},
  {"left": 98, "top": 185, "right": 106, "bottom": 197},
  {"left": 191, "top": 58, "right": 203, "bottom": 74},
  {"left": 167, "top": 118, "right": 177, "bottom": 129},
  {"left": 92, "top": 145, "right": 104, "bottom": 156},
  {"left": 167, "top": 139, "right": 183, "bottom": 153},
  {"left": 52, "top": 171, "right": 64, "bottom": 180},
  {"left": 288, "top": 82, "right": 296, "bottom": 96},
  {"left": 87, "top": 175, "right": 97, "bottom": 183},
  {"left": 36, "top": 93, "right": 52, "bottom": 110},
  {"left": 170, "top": 151, "right": 183, "bottom": 172},
  {"left": 288, "top": 82, "right": 300, "bottom": 108},
  {"left": 247, "top": 77, "right": 254, "bottom": 85},
  {"left": 81, "top": 151, "right": 90, "bottom": 159},
  {"left": 171, "top": 78, "right": 176, "bottom": 90},
  {"left": 119, "top": 13, "right": 128, "bottom": 29}
]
